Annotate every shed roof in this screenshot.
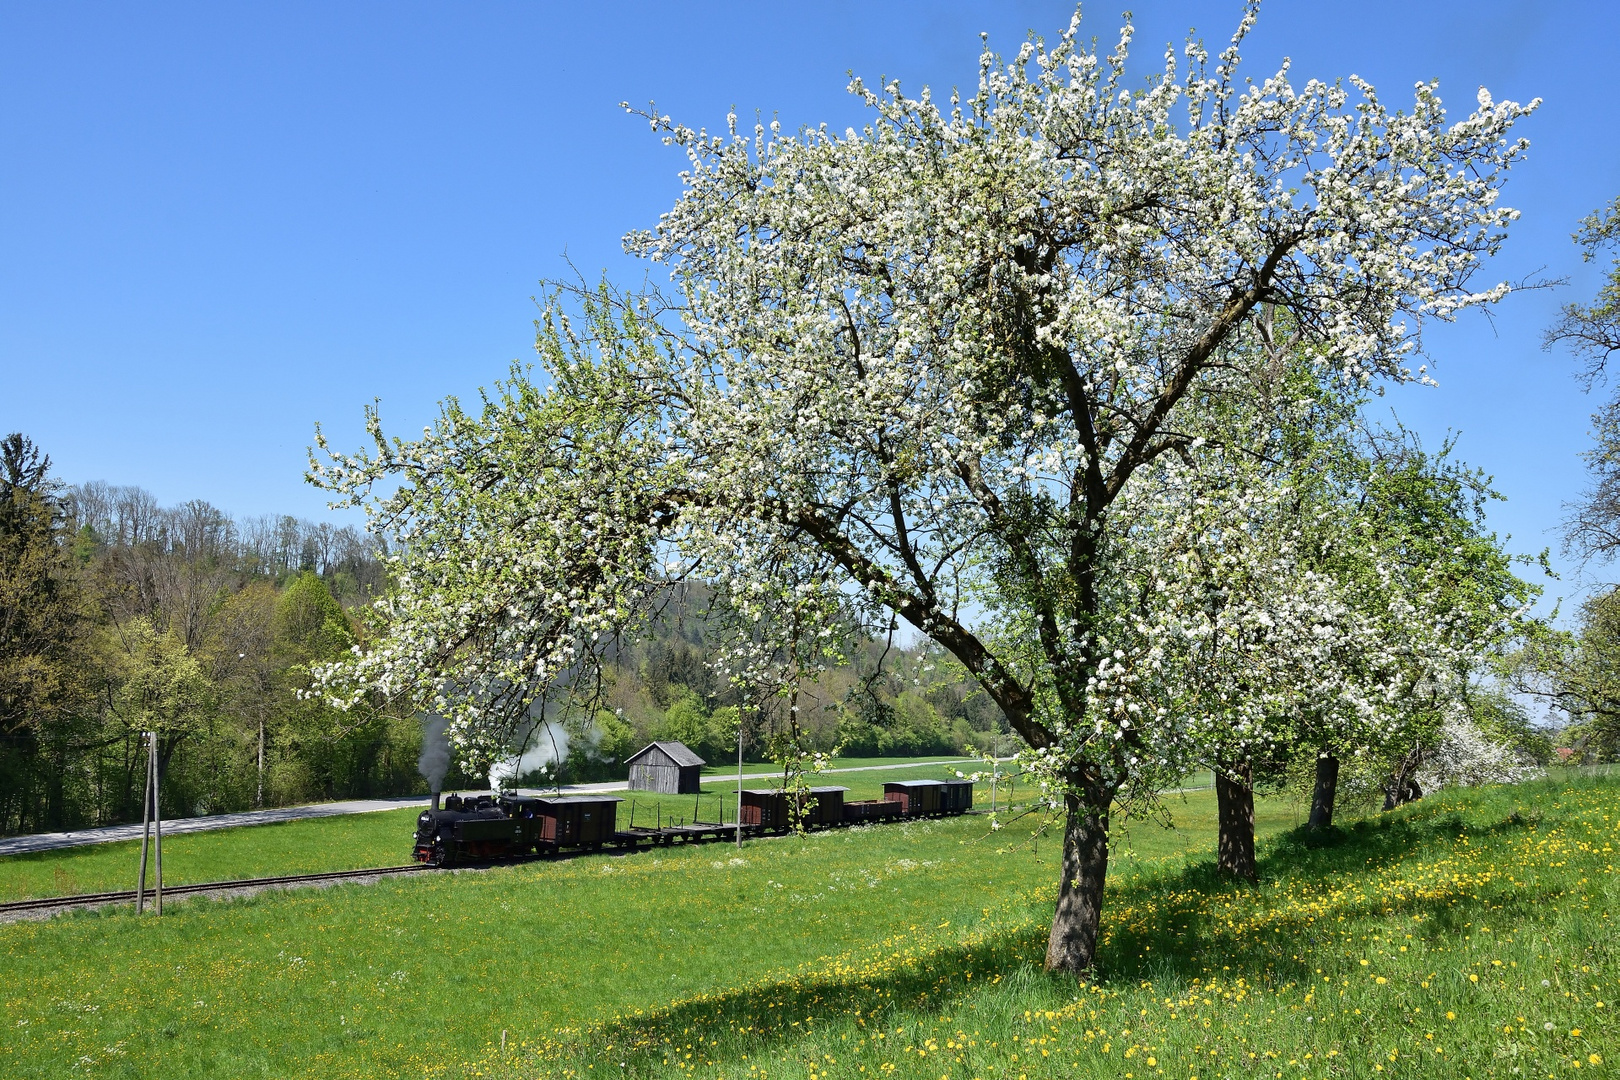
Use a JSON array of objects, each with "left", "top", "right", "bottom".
[
  {"left": 885, "top": 779, "right": 946, "bottom": 788},
  {"left": 535, "top": 795, "right": 624, "bottom": 805},
  {"left": 624, "top": 740, "right": 707, "bottom": 768}
]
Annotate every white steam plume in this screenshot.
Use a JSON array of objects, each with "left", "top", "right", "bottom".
[
  {"left": 490, "top": 721, "right": 570, "bottom": 792},
  {"left": 418, "top": 714, "right": 451, "bottom": 794}
]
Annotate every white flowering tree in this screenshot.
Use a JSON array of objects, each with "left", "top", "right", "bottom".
[
  {"left": 1103, "top": 345, "right": 1528, "bottom": 882},
  {"left": 312, "top": 9, "right": 1535, "bottom": 973}
]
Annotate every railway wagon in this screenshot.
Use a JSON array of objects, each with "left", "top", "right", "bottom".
[
  {"left": 842, "top": 798, "right": 903, "bottom": 823},
  {"left": 801, "top": 786, "right": 849, "bottom": 827},
  {"left": 883, "top": 779, "right": 945, "bottom": 816},
  {"left": 738, "top": 789, "right": 789, "bottom": 829},
  {"left": 509, "top": 795, "right": 622, "bottom": 849},
  {"left": 739, "top": 786, "right": 850, "bottom": 829},
  {"left": 938, "top": 779, "right": 974, "bottom": 814}
]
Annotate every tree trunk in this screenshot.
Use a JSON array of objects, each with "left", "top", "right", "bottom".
[
  {"left": 1382, "top": 747, "right": 1425, "bottom": 811},
  {"left": 1215, "top": 759, "right": 1257, "bottom": 883},
  {"left": 1307, "top": 751, "right": 1339, "bottom": 829},
  {"left": 1382, "top": 776, "right": 1423, "bottom": 811},
  {"left": 1044, "top": 786, "right": 1110, "bottom": 974}
]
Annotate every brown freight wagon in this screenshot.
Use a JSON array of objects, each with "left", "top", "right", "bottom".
[
  {"left": 800, "top": 786, "right": 849, "bottom": 827},
  {"left": 843, "top": 798, "right": 903, "bottom": 823},
  {"left": 883, "top": 779, "right": 945, "bottom": 816},
  {"left": 739, "top": 789, "right": 789, "bottom": 829},
  {"left": 938, "top": 779, "right": 975, "bottom": 814},
  {"left": 535, "top": 795, "right": 622, "bottom": 848}
]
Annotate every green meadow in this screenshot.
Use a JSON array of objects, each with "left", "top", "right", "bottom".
[{"left": 0, "top": 776, "right": 1613, "bottom": 1080}]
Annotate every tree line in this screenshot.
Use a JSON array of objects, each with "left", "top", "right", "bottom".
[{"left": 0, "top": 437, "right": 426, "bottom": 835}]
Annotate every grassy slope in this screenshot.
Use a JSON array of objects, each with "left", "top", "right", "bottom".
[
  {"left": 3, "top": 778, "right": 1613, "bottom": 1080},
  {"left": 0, "top": 780, "right": 1249, "bottom": 1079},
  {"left": 499, "top": 777, "right": 1620, "bottom": 1080}
]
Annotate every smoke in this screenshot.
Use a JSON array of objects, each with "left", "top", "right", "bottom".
[
  {"left": 418, "top": 714, "right": 451, "bottom": 794},
  {"left": 489, "top": 721, "right": 571, "bottom": 792}
]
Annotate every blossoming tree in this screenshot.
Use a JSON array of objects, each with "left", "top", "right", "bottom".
[{"left": 312, "top": 9, "right": 1536, "bottom": 973}]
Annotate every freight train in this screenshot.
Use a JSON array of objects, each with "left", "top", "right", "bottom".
[{"left": 412, "top": 777, "right": 974, "bottom": 867}]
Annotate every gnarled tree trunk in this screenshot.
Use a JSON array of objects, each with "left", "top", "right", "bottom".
[
  {"left": 1382, "top": 746, "right": 1425, "bottom": 810},
  {"left": 1044, "top": 783, "right": 1110, "bottom": 974},
  {"left": 1307, "top": 751, "right": 1339, "bottom": 829},
  {"left": 1215, "top": 759, "right": 1257, "bottom": 882}
]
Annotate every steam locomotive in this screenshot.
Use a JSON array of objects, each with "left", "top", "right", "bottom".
[{"left": 412, "top": 778, "right": 974, "bottom": 867}]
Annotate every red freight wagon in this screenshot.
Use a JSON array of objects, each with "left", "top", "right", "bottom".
[
  {"left": 883, "top": 779, "right": 945, "bottom": 816},
  {"left": 739, "top": 789, "right": 789, "bottom": 829},
  {"left": 535, "top": 796, "right": 622, "bottom": 848}
]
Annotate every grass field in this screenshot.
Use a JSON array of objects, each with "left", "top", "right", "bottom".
[{"left": 1, "top": 776, "right": 1613, "bottom": 1079}]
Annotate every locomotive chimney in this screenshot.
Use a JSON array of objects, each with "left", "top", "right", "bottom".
[{"left": 432, "top": 790, "right": 441, "bottom": 811}]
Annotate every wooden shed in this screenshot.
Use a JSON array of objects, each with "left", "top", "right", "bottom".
[
  {"left": 534, "top": 795, "right": 622, "bottom": 847},
  {"left": 883, "top": 779, "right": 945, "bottom": 816},
  {"left": 625, "top": 740, "right": 706, "bottom": 794}
]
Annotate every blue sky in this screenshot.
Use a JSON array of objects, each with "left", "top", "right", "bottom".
[{"left": 3, "top": 1, "right": 1617, "bottom": 615}]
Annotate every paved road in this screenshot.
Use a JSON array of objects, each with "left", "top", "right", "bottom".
[
  {"left": 0, "top": 758, "right": 995, "bottom": 856},
  {"left": 0, "top": 798, "right": 438, "bottom": 857}
]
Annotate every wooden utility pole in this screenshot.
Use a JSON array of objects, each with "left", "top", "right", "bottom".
[
  {"left": 136, "top": 732, "right": 152, "bottom": 913},
  {"left": 153, "top": 732, "right": 164, "bottom": 915},
  {"left": 133, "top": 732, "right": 165, "bottom": 914}
]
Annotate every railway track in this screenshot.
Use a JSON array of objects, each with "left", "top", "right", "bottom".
[{"left": 0, "top": 863, "right": 436, "bottom": 918}]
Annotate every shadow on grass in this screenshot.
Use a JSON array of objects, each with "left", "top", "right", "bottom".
[{"left": 511, "top": 783, "right": 1590, "bottom": 1074}]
